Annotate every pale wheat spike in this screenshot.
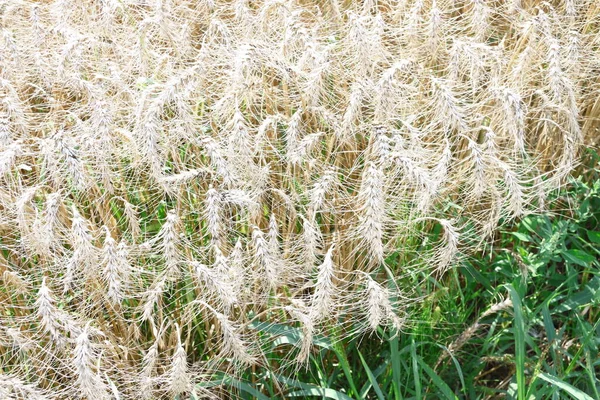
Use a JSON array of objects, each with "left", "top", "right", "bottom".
[
  {"left": 286, "top": 108, "right": 303, "bottom": 161},
  {"left": 142, "top": 276, "right": 167, "bottom": 325},
  {"left": 251, "top": 226, "right": 279, "bottom": 293},
  {"left": 70, "top": 205, "right": 94, "bottom": 253},
  {"left": 470, "top": 0, "right": 491, "bottom": 42},
  {"left": 309, "top": 243, "right": 336, "bottom": 322},
  {"left": 255, "top": 115, "right": 279, "bottom": 155},
  {"left": 35, "top": 278, "right": 65, "bottom": 345},
  {"left": 268, "top": 213, "right": 279, "bottom": 251},
  {"left": 340, "top": 83, "right": 364, "bottom": 141},
  {"left": 547, "top": 38, "right": 574, "bottom": 107},
  {"left": 43, "top": 192, "right": 62, "bottom": 236},
  {"left": 2, "top": 269, "right": 28, "bottom": 295},
  {"left": 73, "top": 322, "right": 109, "bottom": 400},
  {"left": 357, "top": 161, "right": 385, "bottom": 265},
  {"left": 430, "top": 77, "right": 466, "bottom": 133},
  {"left": 432, "top": 139, "right": 452, "bottom": 190},
  {"left": 437, "top": 219, "right": 460, "bottom": 274},
  {"left": 228, "top": 239, "right": 247, "bottom": 295},
  {"left": 300, "top": 42, "right": 329, "bottom": 108},
  {"left": 227, "top": 108, "right": 253, "bottom": 161},
  {"left": 205, "top": 187, "right": 222, "bottom": 248},
  {"left": 16, "top": 186, "right": 37, "bottom": 236},
  {"left": 0, "top": 79, "right": 27, "bottom": 135},
  {"left": 426, "top": 0, "right": 443, "bottom": 53},
  {"left": 437, "top": 297, "right": 513, "bottom": 367},
  {"left": 194, "top": 260, "right": 237, "bottom": 311},
  {"left": 285, "top": 305, "right": 314, "bottom": 365},
  {"left": 196, "top": 300, "right": 256, "bottom": 366},
  {"left": 300, "top": 214, "right": 323, "bottom": 272},
  {"left": 57, "top": 135, "right": 87, "bottom": 191},
  {"left": 465, "top": 137, "right": 487, "bottom": 199},
  {"left": 0, "top": 114, "right": 12, "bottom": 145},
  {"left": 140, "top": 336, "right": 160, "bottom": 399},
  {"left": 499, "top": 162, "right": 525, "bottom": 218},
  {"left": 159, "top": 168, "right": 206, "bottom": 190},
  {"left": 389, "top": 137, "right": 436, "bottom": 212},
  {"left": 362, "top": 273, "right": 405, "bottom": 332},
  {"left": 565, "top": 30, "right": 580, "bottom": 69},
  {"left": 0, "top": 374, "right": 50, "bottom": 400},
  {"left": 496, "top": 87, "right": 527, "bottom": 154},
  {"left": 405, "top": 0, "right": 425, "bottom": 43},
  {"left": 102, "top": 227, "right": 130, "bottom": 304},
  {"left": 0, "top": 142, "right": 21, "bottom": 176},
  {"left": 122, "top": 200, "right": 141, "bottom": 242},
  {"left": 70, "top": 204, "right": 96, "bottom": 279},
  {"left": 290, "top": 132, "right": 323, "bottom": 165},
  {"left": 370, "top": 125, "right": 392, "bottom": 166},
  {"left": 375, "top": 67, "right": 399, "bottom": 123},
  {"left": 159, "top": 210, "right": 181, "bottom": 277},
  {"left": 308, "top": 167, "right": 337, "bottom": 218},
  {"left": 169, "top": 324, "right": 189, "bottom": 396},
  {"left": 102, "top": 227, "right": 121, "bottom": 304}
]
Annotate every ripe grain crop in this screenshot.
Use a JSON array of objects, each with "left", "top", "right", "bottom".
[{"left": 0, "top": 0, "right": 598, "bottom": 398}]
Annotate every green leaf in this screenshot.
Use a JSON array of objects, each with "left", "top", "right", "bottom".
[
  {"left": 275, "top": 373, "right": 330, "bottom": 391},
  {"left": 510, "top": 231, "right": 531, "bottom": 242},
  {"left": 537, "top": 373, "right": 595, "bottom": 400},
  {"left": 196, "top": 374, "right": 271, "bottom": 400},
  {"left": 507, "top": 284, "right": 526, "bottom": 400},
  {"left": 286, "top": 388, "right": 354, "bottom": 399},
  {"left": 586, "top": 230, "right": 600, "bottom": 244},
  {"left": 416, "top": 356, "right": 458, "bottom": 400},
  {"left": 390, "top": 332, "right": 402, "bottom": 400},
  {"left": 562, "top": 249, "right": 595, "bottom": 267},
  {"left": 554, "top": 277, "right": 600, "bottom": 312},
  {"left": 332, "top": 339, "right": 360, "bottom": 398},
  {"left": 411, "top": 339, "right": 422, "bottom": 399},
  {"left": 541, "top": 303, "right": 556, "bottom": 344},
  {"left": 357, "top": 349, "right": 386, "bottom": 400},
  {"left": 250, "top": 320, "right": 332, "bottom": 349},
  {"left": 461, "top": 263, "right": 492, "bottom": 291},
  {"left": 521, "top": 216, "right": 539, "bottom": 234},
  {"left": 434, "top": 344, "right": 466, "bottom": 395}
]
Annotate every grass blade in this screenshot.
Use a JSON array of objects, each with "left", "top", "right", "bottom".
[
  {"left": 196, "top": 374, "right": 271, "bottom": 400},
  {"left": 389, "top": 331, "right": 403, "bottom": 400},
  {"left": 332, "top": 340, "right": 360, "bottom": 398},
  {"left": 507, "top": 284, "right": 526, "bottom": 400},
  {"left": 416, "top": 356, "right": 458, "bottom": 400},
  {"left": 538, "top": 373, "right": 595, "bottom": 400},
  {"left": 411, "top": 339, "right": 422, "bottom": 399},
  {"left": 357, "top": 349, "right": 386, "bottom": 400},
  {"left": 286, "top": 388, "right": 354, "bottom": 399}
]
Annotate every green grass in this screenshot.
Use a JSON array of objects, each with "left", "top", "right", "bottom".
[{"left": 207, "top": 148, "right": 600, "bottom": 399}]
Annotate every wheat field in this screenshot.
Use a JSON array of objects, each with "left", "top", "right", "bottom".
[{"left": 0, "top": 0, "right": 598, "bottom": 398}]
